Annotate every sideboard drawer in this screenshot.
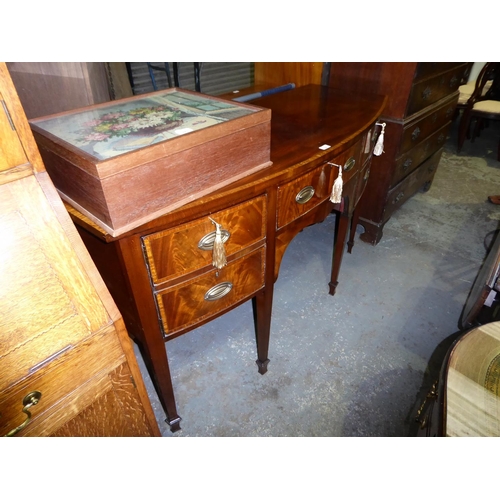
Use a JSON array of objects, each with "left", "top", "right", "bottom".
[
  {"left": 156, "top": 246, "right": 265, "bottom": 337},
  {"left": 360, "top": 124, "right": 378, "bottom": 166},
  {"left": 142, "top": 195, "right": 267, "bottom": 285},
  {"left": 406, "top": 64, "right": 466, "bottom": 116},
  {"left": 277, "top": 164, "right": 331, "bottom": 229},
  {"left": 392, "top": 122, "right": 450, "bottom": 187},
  {"left": 276, "top": 140, "right": 363, "bottom": 229}
]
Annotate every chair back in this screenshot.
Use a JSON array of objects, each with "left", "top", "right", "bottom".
[{"left": 468, "top": 62, "right": 500, "bottom": 106}]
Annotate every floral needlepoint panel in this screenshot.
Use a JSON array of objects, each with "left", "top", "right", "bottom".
[{"left": 35, "top": 91, "right": 257, "bottom": 161}]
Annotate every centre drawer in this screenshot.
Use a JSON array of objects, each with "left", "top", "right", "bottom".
[
  {"left": 277, "top": 140, "right": 363, "bottom": 229},
  {"left": 142, "top": 195, "right": 266, "bottom": 285},
  {"left": 156, "top": 246, "right": 265, "bottom": 338}
]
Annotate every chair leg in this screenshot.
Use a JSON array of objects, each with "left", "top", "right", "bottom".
[
  {"left": 458, "top": 111, "right": 471, "bottom": 152},
  {"left": 471, "top": 118, "right": 482, "bottom": 143}
]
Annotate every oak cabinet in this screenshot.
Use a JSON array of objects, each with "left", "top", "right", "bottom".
[{"left": 0, "top": 63, "right": 159, "bottom": 437}]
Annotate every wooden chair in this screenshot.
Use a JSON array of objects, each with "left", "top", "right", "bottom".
[{"left": 458, "top": 62, "right": 500, "bottom": 160}]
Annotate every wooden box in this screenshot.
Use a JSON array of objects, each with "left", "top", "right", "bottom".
[{"left": 29, "top": 88, "right": 272, "bottom": 236}]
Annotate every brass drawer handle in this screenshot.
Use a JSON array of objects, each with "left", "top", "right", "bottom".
[
  {"left": 403, "top": 158, "right": 413, "bottom": 171},
  {"left": 198, "top": 229, "right": 230, "bottom": 250},
  {"left": 344, "top": 157, "right": 356, "bottom": 172},
  {"left": 295, "top": 185, "right": 315, "bottom": 204},
  {"left": 204, "top": 282, "right": 233, "bottom": 301},
  {"left": 4, "top": 391, "right": 42, "bottom": 437},
  {"left": 422, "top": 87, "right": 432, "bottom": 100},
  {"left": 412, "top": 127, "right": 421, "bottom": 141},
  {"left": 392, "top": 192, "right": 405, "bottom": 205}
]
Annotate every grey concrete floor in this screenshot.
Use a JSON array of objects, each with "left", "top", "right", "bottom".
[{"left": 134, "top": 118, "right": 500, "bottom": 437}]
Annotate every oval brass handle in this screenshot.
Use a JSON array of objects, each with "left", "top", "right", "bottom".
[
  {"left": 295, "top": 185, "right": 315, "bottom": 204},
  {"left": 344, "top": 157, "right": 356, "bottom": 172},
  {"left": 411, "top": 127, "right": 421, "bottom": 141},
  {"left": 4, "top": 391, "right": 42, "bottom": 437},
  {"left": 204, "top": 282, "right": 233, "bottom": 301},
  {"left": 403, "top": 158, "right": 412, "bottom": 171},
  {"left": 198, "top": 229, "right": 230, "bottom": 250},
  {"left": 422, "top": 87, "right": 432, "bottom": 100}
]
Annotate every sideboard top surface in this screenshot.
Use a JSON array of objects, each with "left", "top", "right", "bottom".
[{"left": 65, "top": 84, "right": 387, "bottom": 240}]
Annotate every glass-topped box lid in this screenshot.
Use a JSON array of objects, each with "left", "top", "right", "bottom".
[{"left": 32, "top": 90, "right": 258, "bottom": 161}]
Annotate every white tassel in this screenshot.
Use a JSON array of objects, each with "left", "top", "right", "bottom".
[
  {"left": 373, "top": 122, "right": 386, "bottom": 156},
  {"left": 330, "top": 163, "right": 343, "bottom": 204},
  {"left": 209, "top": 218, "right": 227, "bottom": 270}
]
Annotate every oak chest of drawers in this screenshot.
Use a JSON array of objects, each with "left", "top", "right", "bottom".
[
  {"left": 0, "top": 63, "right": 160, "bottom": 437},
  {"left": 327, "top": 62, "right": 470, "bottom": 245}
]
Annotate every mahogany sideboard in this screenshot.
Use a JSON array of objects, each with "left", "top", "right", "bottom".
[
  {"left": 31, "top": 84, "right": 386, "bottom": 432},
  {"left": 0, "top": 63, "right": 160, "bottom": 437},
  {"left": 327, "top": 62, "right": 470, "bottom": 245}
]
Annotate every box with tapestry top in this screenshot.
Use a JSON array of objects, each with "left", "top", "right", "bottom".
[{"left": 29, "top": 88, "right": 272, "bottom": 236}]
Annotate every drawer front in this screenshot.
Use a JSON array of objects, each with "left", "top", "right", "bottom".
[
  {"left": 384, "top": 148, "right": 443, "bottom": 222},
  {"left": 400, "top": 93, "right": 458, "bottom": 155},
  {"left": 277, "top": 164, "right": 331, "bottom": 229},
  {"left": 406, "top": 64, "right": 467, "bottom": 116},
  {"left": 277, "top": 140, "right": 363, "bottom": 229},
  {"left": 360, "top": 124, "right": 378, "bottom": 166},
  {"left": 156, "top": 247, "right": 265, "bottom": 337},
  {"left": 414, "top": 62, "right": 467, "bottom": 82},
  {"left": 142, "top": 195, "right": 266, "bottom": 285},
  {"left": 0, "top": 325, "right": 124, "bottom": 437},
  {"left": 392, "top": 121, "right": 450, "bottom": 187}
]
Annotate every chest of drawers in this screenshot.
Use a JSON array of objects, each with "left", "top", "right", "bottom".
[
  {"left": 327, "top": 62, "right": 470, "bottom": 245},
  {"left": 37, "top": 85, "right": 386, "bottom": 431}
]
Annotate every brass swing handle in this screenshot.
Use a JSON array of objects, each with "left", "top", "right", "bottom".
[{"left": 4, "top": 391, "right": 42, "bottom": 437}]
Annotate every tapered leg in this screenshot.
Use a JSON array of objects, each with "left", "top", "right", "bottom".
[
  {"left": 329, "top": 205, "right": 350, "bottom": 296},
  {"left": 137, "top": 339, "right": 182, "bottom": 432},
  {"left": 252, "top": 287, "right": 273, "bottom": 374},
  {"left": 347, "top": 206, "right": 361, "bottom": 254}
]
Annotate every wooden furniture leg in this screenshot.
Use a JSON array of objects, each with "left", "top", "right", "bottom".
[
  {"left": 329, "top": 199, "right": 350, "bottom": 296},
  {"left": 347, "top": 205, "right": 361, "bottom": 254},
  {"left": 116, "top": 238, "right": 182, "bottom": 432},
  {"left": 252, "top": 288, "right": 273, "bottom": 374}
]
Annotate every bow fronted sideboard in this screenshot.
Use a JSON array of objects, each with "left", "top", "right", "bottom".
[{"left": 31, "top": 84, "right": 386, "bottom": 431}]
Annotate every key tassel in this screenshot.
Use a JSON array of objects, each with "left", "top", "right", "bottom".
[
  {"left": 209, "top": 217, "right": 227, "bottom": 270},
  {"left": 373, "top": 122, "right": 386, "bottom": 156},
  {"left": 330, "top": 164, "right": 343, "bottom": 204}
]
